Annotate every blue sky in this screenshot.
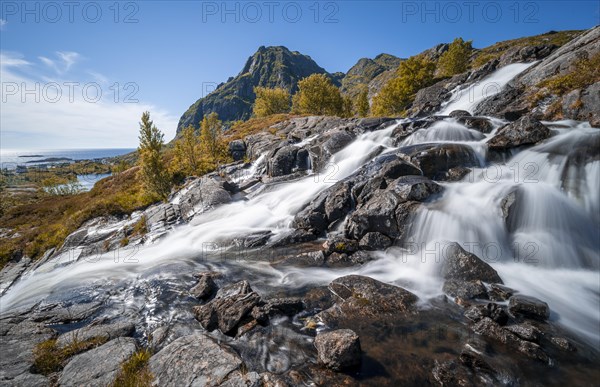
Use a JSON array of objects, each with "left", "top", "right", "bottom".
[{"left": 1, "top": 1, "right": 598, "bottom": 148}]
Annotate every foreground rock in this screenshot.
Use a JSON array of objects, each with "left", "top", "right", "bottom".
[
  {"left": 508, "top": 294, "right": 550, "bottom": 321},
  {"left": 149, "top": 334, "right": 259, "bottom": 386},
  {"left": 58, "top": 337, "right": 137, "bottom": 387},
  {"left": 487, "top": 116, "right": 551, "bottom": 150},
  {"left": 193, "top": 280, "right": 261, "bottom": 335},
  {"left": 314, "top": 329, "right": 362, "bottom": 371},
  {"left": 56, "top": 321, "right": 135, "bottom": 348},
  {"left": 319, "top": 275, "right": 418, "bottom": 321}
]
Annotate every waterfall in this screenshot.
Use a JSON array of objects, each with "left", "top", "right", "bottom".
[{"left": 1, "top": 62, "right": 598, "bottom": 346}]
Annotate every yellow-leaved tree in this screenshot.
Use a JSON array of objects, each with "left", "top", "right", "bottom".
[
  {"left": 437, "top": 37, "right": 473, "bottom": 77},
  {"left": 253, "top": 87, "right": 291, "bottom": 117},
  {"left": 138, "top": 111, "right": 171, "bottom": 200},
  {"left": 200, "top": 112, "right": 230, "bottom": 169},
  {"left": 292, "top": 74, "right": 344, "bottom": 116},
  {"left": 371, "top": 56, "right": 436, "bottom": 116},
  {"left": 355, "top": 86, "right": 370, "bottom": 117}
]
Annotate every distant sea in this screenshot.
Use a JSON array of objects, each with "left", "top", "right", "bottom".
[{"left": 0, "top": 148, "right": 135, "bottom": 169}]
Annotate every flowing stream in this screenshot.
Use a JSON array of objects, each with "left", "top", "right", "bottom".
[{"left": 1, "top": 62, "right": 598, "bottom": 350}]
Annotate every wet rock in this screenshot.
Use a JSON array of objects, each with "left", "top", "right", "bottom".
[
  {"left": 487, "top": 116, "right": 551, "bottom": 150},
  {"left": 345, "top": 193, "right": 399, "bottom": 240},
  {"left": 445, "top": 166, "right": 471, "bottom": 182},
  {"left": 58, "top": 337, "right": 137, "bottom": 387},
  {"left": 359, "top": 232, "right": 392, "bottom": 250},
  {"left": 399, "top": 143, "right": 481, "bottom": 180},
  {"left": 271, "top": 230, "right": 318, "bottom": 247},
  {"left": 234, "top": 230, "right": 273, "bottom": 248},
  {"left": 56, "top": 321, "right": 135, "bottom": 348},
  {"left": 31, "top": 301, "right": 103, "bottom": 324},
  {"left": 324, "top": 182, "right": 353, "bottom": 225},
  {"left": 314, "top": 329, "right": 362, "bottom": 371},
  {"left": 449, "top": 110, "right": 472, "bottom": 118},
  {"left": 505, "top": 323, "right": 542, "bottom": 343},
  {"left": 280, "top": 250, "right": 325, "bottom": 267},
  {"left": 251, "top": 298, "right": 304, "bottom": 323},
  {"left": 190, "top": 274, "right": 217, "bottom": 300},
  {"left": 303, "top": 287, "right": 335, "bottom": 311},
  {"left": 550, "top": 337, "right": 576, "bottom": 352},
  {"left": 326, "top": 275, "right": 417, "bottom": 317},
  {"left": 193, "top": 281, "right": 261, "bottom": 335},
  {"left": 229, "top": 139, "right": 246, "bottom": 161},
  {"left": 387, "top": 175, "right": 443, "bottom": 201},
  {"left": 378, "top": 159, "right": 422, "bottom": 181},
  {"left": 0, "top": 256, "right": 32, "bottom": 296},
  {"left": 431, "top": 360, "right": 477, "bottom": 386},
  {"left": 149, "top": 334, "right": 249, "bottom": 386},
  {"left": 323, "top": 237, "right": 359, "bottom": 255},
  {"left": 508, "top": 295, "right": 550, "bottom": 321},
  {"left": 267, "top": 145, "right": 311, "bottom": 177},
  {"left": 472, "top": 318, "right": 548, "bottom": 362},
  {"left": 488, "top": 283, "right": 515, "bottom": 301},
  {"left": 464, "top": 303, "right": 509, "bottom": 325},
  {"left": 441, "top": 243, "right": 503, "bottom": 284},
  {"left": 178, "top": 176, "right": 233, "bottom": 219},
  {"left": 456, "top": 116, "right": 494, "bottom": 133},
  {"left": 443, "top": 280, "right": 488, "bottom": 300},
  {"left": 325, "top": 252, "right": 350, "bottom": 267}
]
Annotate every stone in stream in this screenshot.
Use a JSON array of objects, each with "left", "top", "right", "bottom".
[
  {"left": 441, "top": 243, "right": 503, "bottom": 283},
  {"left": 508, "top": 295, "right": 550, "bottom": 321},
  {"left": 322, "top": 275, "right": 418, "bottom": 319},
  {"left": 149, "top": 334, "right": 259, "bottom": 386},
  {"left": 193, "top": 280, "right": 261, "bottom": 335},
  {"left": 314, "top": 329, "right": 362, "bottom": 371},
  {"left": 487, "top": 115, "right": 551, "bottom": 150},
  {"left": 58, "top": 337, "right": 137, "bottom": 387},
  {"left": 472, "top": 317, "right": 548, "bottom": 362},
  {"left": 190, "top": 273, "right": 217, "bottom": 300}
]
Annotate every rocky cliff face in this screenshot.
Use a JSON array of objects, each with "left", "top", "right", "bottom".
[{"left": 177, "top": 46, "right": 329, "bottom": 132}]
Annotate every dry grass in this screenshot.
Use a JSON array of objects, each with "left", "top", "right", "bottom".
[
  {"left": 0, "top": 167, "right": 158, "bottom": 269},
  {"left": 33, "top": 336, "right": 109, "bottom": 375},
  {"left": 112, "top": 349, "right": 154, "bottom": 387}
]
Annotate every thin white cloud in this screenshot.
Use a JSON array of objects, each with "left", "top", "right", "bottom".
[
  {"left": 87, "top": 70, "right": 109, "bottom": 85},
  {"left": 1, "top": 51, "right": 178, "bottom": 149},
  {"left": 0, "top": 19, "right": 6, "bottom": 30},
  {"left": 38, "top": 51, "right": 81, "bottom": 74}
]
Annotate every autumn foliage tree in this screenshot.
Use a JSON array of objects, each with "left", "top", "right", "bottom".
[
  {"left": 437, "top": 37, "right": 473, "bottom": 77},
  {"left": 355, "top": 86, "right": 370, "bottom": 117},
  {"left": 292, "top": 74, "right": 344, "bottom": 116},
  {"left": 138, "top": 111, "right": 171, "bottom": 200},
  {"left": 173, "top": 125, "right": 201, "bottom": 176},
  {"left": 253, "top": 87, "right": 291, "bottom": 117},
  {"left": 371, "top": 56, "right": 436, "bottom": 116},
  {"left": 200, "top": 112, "right": 230, "bottom": 169}
]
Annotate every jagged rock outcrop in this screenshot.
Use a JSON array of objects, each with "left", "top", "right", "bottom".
[{"left": 178, "top": 46, "right": 330, "bottom": 132}]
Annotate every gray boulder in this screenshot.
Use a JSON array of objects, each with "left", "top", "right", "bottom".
[
  {"left": 487, "top": 116, "right": 550, "bottom": 150},
  {"left": 56, "top": 321, "right": 135, "bottom": 348},
  {"left": 508, "top": 295, "right": 550, "bottom": 321},
  {"left": 314, "top": 329, "right": 362, "bottom": 371},
  {"left": 58, "top": 337, "right": 137, "bottom": 387},
  {"left": 149, "top": 334, "right": 251, "bottom": 387}
]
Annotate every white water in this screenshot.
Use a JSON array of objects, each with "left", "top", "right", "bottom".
[
  {"left": 2, "top": 63, "right": 599, "bottom": 348},
  {"left": 439, "top": 62, "right": 537, "bottom": 115}
]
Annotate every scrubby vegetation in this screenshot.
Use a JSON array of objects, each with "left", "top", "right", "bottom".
[
  {"left": 292, "top": 74, "right": 345, "bottom": 116},
  {"left": 371, "top": 56, "right": 437, "bottom": 116},
  {"left": 33, "top": 336, "right": 109, "bottom": 375},
  {"left": 138, "top": 112, "right": 171, "bottom": 200},
  {"left": 437, "top": 38, "right": 472, "bottom": 77},
  {"left": 253, "top": 87, "right": 291, "bottom": 117},
  {"left": 471, "top": 30, "right": 582, "bottom": 68},
  {"left": 112, "top": 349, "right": 153, "bottom": 387},
  {"left": 536, "top": 52, "right": 600, "bottom": 97}
]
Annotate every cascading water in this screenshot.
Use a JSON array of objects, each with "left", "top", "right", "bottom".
[{"left": 1, "top": 61, "right": 598, "bottom": 353}]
